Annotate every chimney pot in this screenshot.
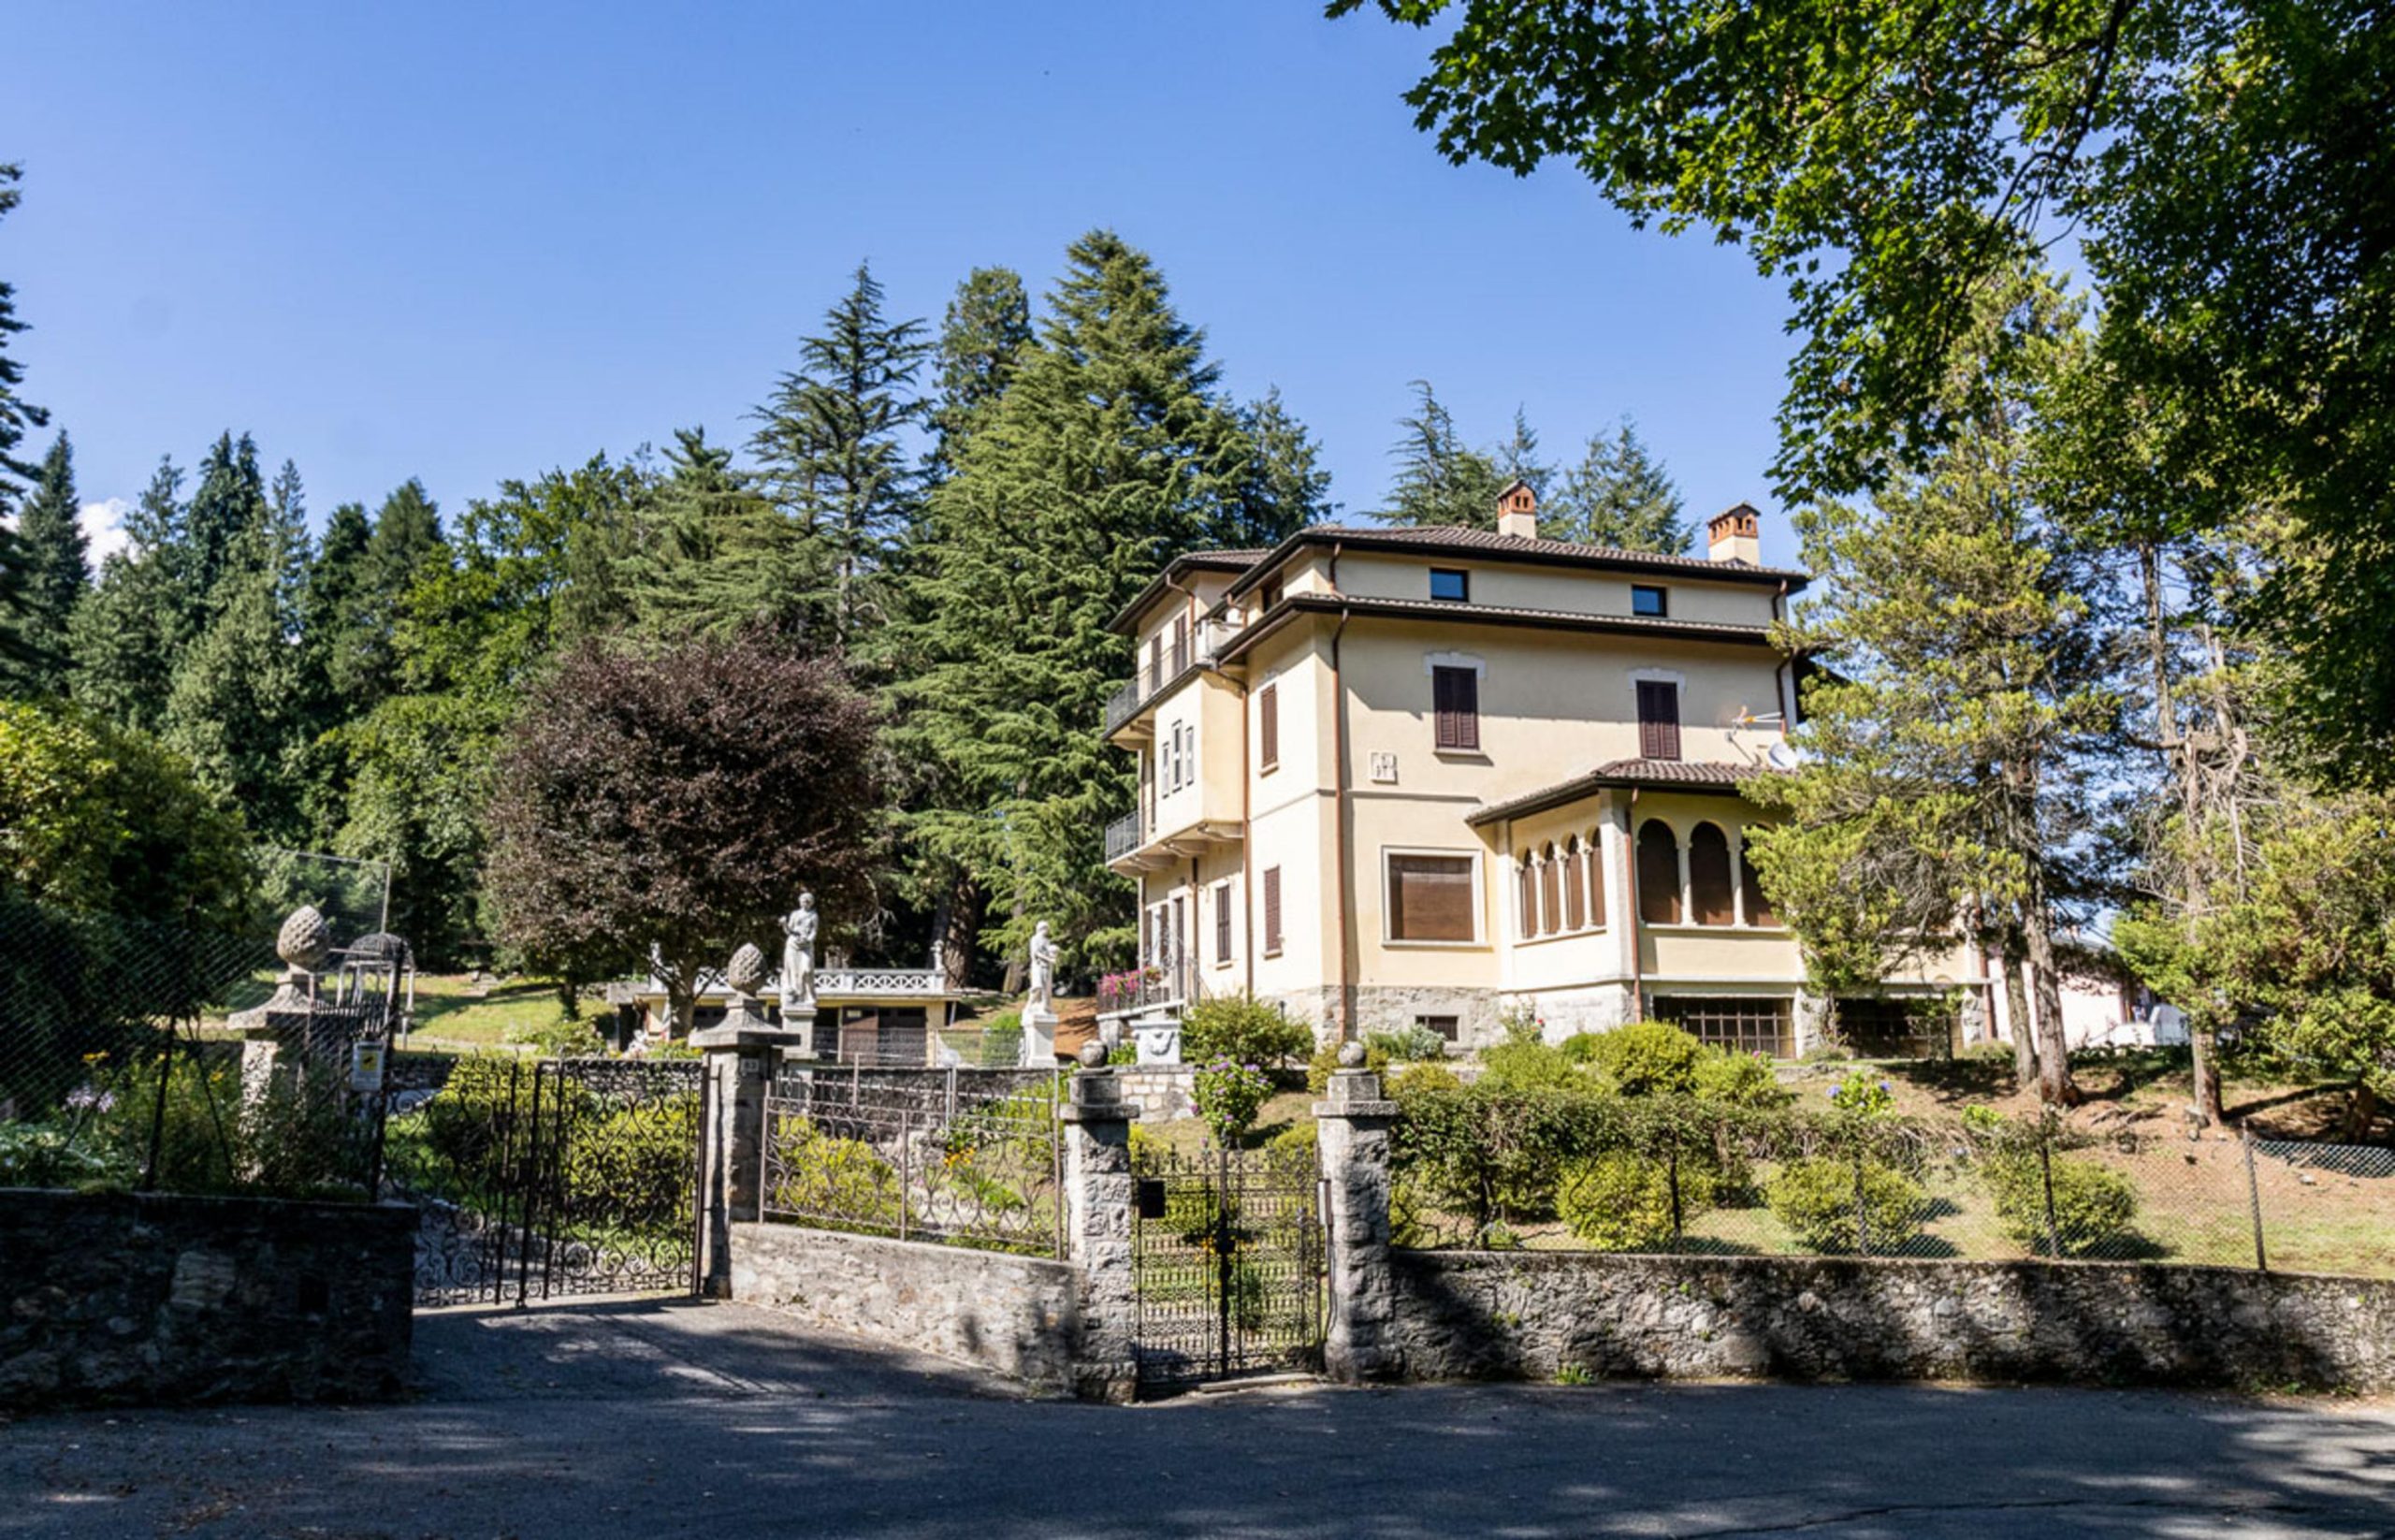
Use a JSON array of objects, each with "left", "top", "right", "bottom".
[
  {"left": 1495, "top": 479, "right": 1538, "bottom": 540},
  {"left": 1706, "top": 502, "right": 1762, "bottom": 564}
]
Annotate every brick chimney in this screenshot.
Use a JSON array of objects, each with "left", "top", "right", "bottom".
[
  {"left": 1495, "top": 479, "right": 1538, "bottom": 540},
  {"left": 1706, "top": 502, "right": 1761, "bottom": 564}
]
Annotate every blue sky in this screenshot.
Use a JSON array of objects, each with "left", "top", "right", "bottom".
[{"left": 6, "top": 1, "right": 1803, "bottom": 567}]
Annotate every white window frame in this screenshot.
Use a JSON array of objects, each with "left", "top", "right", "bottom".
[{"left": 1380, "top": 845, "right": 1486, "bottom": 949}]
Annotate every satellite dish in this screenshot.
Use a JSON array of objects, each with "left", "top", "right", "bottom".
[{"left": 1765, "top": 741, "right": 1805, "bottom": 771}]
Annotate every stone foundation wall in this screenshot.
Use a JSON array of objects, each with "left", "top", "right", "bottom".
[
  {"left": 1385, "top": 1250, "right": 2395, "bottom": 1392},
  {"left": 1503, "top": 984, "right": 1635, "bottom": 1039},
  {"left": 731, "top": 1222, "right": 1081, "bottom": 1393},
  {"left": 1268, "top": 986, "right": 1506, "bottom": 1048},
  {"left": 0, "top": 1189, "right": 415, "bottom": 1411},
  {"left": 1115, "top": 1065, "right": 1196, "bottom": 1123}
]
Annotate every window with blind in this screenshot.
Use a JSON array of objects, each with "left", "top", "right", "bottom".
[
  {"left": 1257, "top": 682, "right": 1279, "bottom": 772},
  {"left": 1637, "top": 820, "right": 1682, "bottom": 924},
  {"left": 1635, "top": 679, "right": 1681, "bottom": 761},
  {"left": 1213, "top": 882, "right": 1233, "bottom": 964},
  {"left": 1386, "top": 852, "right": 1476, "bottom": 943},
  {"left": 1689, "top": 821, "right": 1735, "bottom": 925},
  {"left": 1432, "top": 665, "right": 1480, "bottom": 751},
  {"left": 1262, "top": 866, "right": 1284, "bottom": 955}
]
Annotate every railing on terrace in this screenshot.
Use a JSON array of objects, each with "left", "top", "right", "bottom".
[
  {"left": 1102, "top": 613, "right": 1247, "bottom": 735},
  {"left": 1105, "top": 809, "right": 1148, "bottom": 863},
  {"left": 1097, "top": 956, "right": 1196, "bottom": 1018},
  {"left": 761, "top": 1064, "right": 1067, "bottom": 1258}
]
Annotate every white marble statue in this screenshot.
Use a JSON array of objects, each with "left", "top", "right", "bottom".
[
  {"left": 781, "top": 892, "right": 819, "bottom": 1011},
  {"left": 1026, "top": 921, "right": 1058, "bottom": 1010}
]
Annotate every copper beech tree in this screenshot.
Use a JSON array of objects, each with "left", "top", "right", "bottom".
[{"left": 484, "top": 631, "right": 884, "bottom": 1031}]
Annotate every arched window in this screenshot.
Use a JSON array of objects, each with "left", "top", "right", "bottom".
[
  {"left": 1637, "top": 821, "right": 1681, "bottom": 924},
  {"left": 1540, "top": 844, "right": 1562, "bottom": 937},
  {"left": 1690, "top": 821, "right": 1735, "bottom": 926},
  {"left": 1739, "top": 834, "right": 1778, "bottom": 926},
  {"left": 1587, "top": 829, "right": 1606, "bottom": 928},
  {"left": 1517, "top": 856, "right": 1540, "bottom": 938},
  {"left": 1562, "top": 838, "right": 1588, "bottom": 931}
]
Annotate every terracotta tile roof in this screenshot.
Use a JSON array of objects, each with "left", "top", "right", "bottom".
[
  {"left": 1468, "top": 757, "right": 1769, "bottom": 826},
  {"left": 1207, "top": 592, "right": 1778, "bottom": 664},
  {"left": 1223, "top": 523, "right": 1810, "bottom": 597}
]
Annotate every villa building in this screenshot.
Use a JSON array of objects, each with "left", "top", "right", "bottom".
[{"left": 1099, "top": 486, "right": 1983, "bottom": 1055}]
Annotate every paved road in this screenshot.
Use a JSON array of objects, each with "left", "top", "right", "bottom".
[{"left": 3, "top": 1300, "right": 2391, "bottom": 1539}]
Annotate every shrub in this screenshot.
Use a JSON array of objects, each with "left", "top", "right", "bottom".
[
  {"left": 1363, "top": 1024, "right": 1448, "bottom": 1063},
  {"left": 1693, "top": 1050, "right": 1788, "bottom": 1109},
  {"left": 1986, "top": 1152, "right": 2141, "bottom": 1257},
  {"left": 1824, "top": 1070, "right": 1898, "bottom": 1119},
  {"left": 1192, "top": 1058, "right": 1274, "bottom": 1144},
  {"left": 1570, "top": 1021, "right": 1707, "bottom": 1097},
  {"left": 1265, "top": 1120, "right": 1318, "bottom": 1162},
  {"left": 1307, "top": 1037, "right": 1388, "bottom": 1093},
  {"left": 1558, "top": 1150, "right": 1719, "bottom": 1250},
  {"left": 979, "top": 1011, "right": 1024, "bottom": 1068},
  {"left": 1478, "top": 1037, "right": 1581, "bottom": 1092},
  {"left": 560, "top": 1092, "right": 703, "bottom": 1235},
  {"left": 1392, "top": 1081, "right": 1621, "bottom": 1229},
  {"left": 510, "top": 1017, "right": 607, "bottom": 1056},
  {"left": 766, "top": 1120, "right": 901, "bottom": 1228},
  {"left": 1765, "top": 1155, "right": 1926, "bottom": 1253},
  {"left": 1183, "top": 996, "right": 1312, "bottom": 1068},
  {"left": 0, "top": 1119, "right": 126, "bottom": 1188},
  {"left": 1387, "top": 1061, "right": 1462, "bottom": 1099}
]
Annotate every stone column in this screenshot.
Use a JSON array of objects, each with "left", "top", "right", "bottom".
[
  {"left": 1061, "top": 1051, "right": 1141, "bottom": 1402},
  {"left": 1314, "top": 1053, "right": 1400, "bottom": 1384},
  {"left": 691, "top": 974, "right": 808, "bottom": 1300}
]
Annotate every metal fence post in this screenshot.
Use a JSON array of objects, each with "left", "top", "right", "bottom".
[
  {"left": 1665, "top": 1133, "right": 1684, "bottom": 1246},
  {"left": 1851, "top": 1146, "right": 1871, "bottom": 1257},
  {"left": 898, "top": 1108, "right": 912, "bottom": 1242},
  {"left": 2243, "top": 1128, "right": 2269, "bottom": 1273},
  {"left": 2038, "top": 1126, "right": 2062, "bottom": 1259}
]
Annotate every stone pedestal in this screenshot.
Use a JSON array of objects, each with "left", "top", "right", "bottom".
[
  {"left": 1061, "top": 1065, "right": 1142, "bottom": 1402},
  {"left": 1314, "top": 1066, "right": 1401, "bottom": 1383},
  {"left": 779, "top": 998, "right": 820, "bottom": 1056},
  {"left": 691, "top": 1013, "right": 813, "bottom": 1300},
  {"left": 1020, "top": 1006, "right": 1059, "bottom": 1068},
  {"left": 1131, "top": 1011, "right": 1182, "bottom": 1066}
]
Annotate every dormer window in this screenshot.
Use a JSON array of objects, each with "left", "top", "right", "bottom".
[
  {"left": 1632, "top": 584, "right": 1668, "bottom": 617},
  {"left": 1430, "top": 568, "right": 1470, "bottom": 603}
]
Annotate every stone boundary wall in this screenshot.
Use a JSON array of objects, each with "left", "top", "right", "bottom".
[
  {"left": 731, "top": 1222, "right": 1082, "bottom": 1393},
  {"left": 1113, "top": 1065, "right": 1194, "bottom": 1123},
  {"left": 1384, "top": 1250, "right": 2395, "bottom": 1392},
  {"left": 0, "top": 1188, "right": 415, "bottom": 1411}
]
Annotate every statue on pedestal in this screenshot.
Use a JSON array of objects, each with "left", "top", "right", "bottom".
[
  {"left": 781, "top": 893, "right": 819, "bottom": 1011},
  {"left": 1024, "top": 929, "right": 1053, "bottom": 1010}
]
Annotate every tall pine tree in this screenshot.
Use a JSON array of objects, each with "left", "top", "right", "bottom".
[
  {"left": 1384, "top": 380, "right": 1507, "bottom": 528},
  {"left": 68, "top": 458, "right": 186, "bottom": 734},
  {"left": 12, "top": 432, "right": 86, "bottom": 694},
  {"left": 1547, "top": 420, "right": 1691, "bottom": 552},
  {"left": 0, "top": 163, "right": 52, "bottom": 686},
  {"left": 750, "top": 263, "right": 930, "bottom": 648},
  {"left": 926, "top": 267, "right": 1033, "bottom": 485},
  {"left": 894, "top": 230, "right": 1255, "bottom": 974},
  {"left": 1231, "top": 387, "right": 1335, "bottom": 546},
  {"left": 620, "top": 427, "right": 795, "bottom": 639},
  {"left": 332, "top": 479, "right": 444, "bottom": 704}
]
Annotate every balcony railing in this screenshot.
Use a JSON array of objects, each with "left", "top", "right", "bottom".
[
  {"left": 1097, "top": 953, "right": 1197, "bottom": 1018},
  {"left": 1102, "top": 612, "right": 1247, "bottom": 734},
  {"left": 1105, "top": 809, "right": 1149, "bottom": 863}
]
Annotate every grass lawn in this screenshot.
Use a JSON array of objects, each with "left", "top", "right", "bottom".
[{"left": 398, "top": 973, "right": 574, "bottom": 1053}]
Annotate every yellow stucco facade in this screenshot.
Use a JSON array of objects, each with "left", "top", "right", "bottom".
[{"left": 1099, "top": 509, "right": 1989, "bottom": 1054}]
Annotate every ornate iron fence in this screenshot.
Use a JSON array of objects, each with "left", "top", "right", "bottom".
[
  {"left": 1130, "top": 1140, "right": 1325, "bottom": 1389},
  {"left": 760, "top": 1065, "right": 1066, "bottom": 1258}
]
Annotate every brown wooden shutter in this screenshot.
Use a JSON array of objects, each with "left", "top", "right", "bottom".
[
  {"left": 1258, "top": 683, "right": 1279, "bottom": 770},
  {"left": 1588, "top": 834, "right": 1607, "bottom": 927},
  {"left": 1388, "top": 854, "right": 1474, "bottom": 942},
  {"left": 1636, "top": 680, "right": 1680, "bottom": 761},
  {"left": 1690, "top": 822, "right": 1735, "bottom": 925},
  {"left": 1517, "top": 860, "right": 1538, "bottom": 937},
  {"left": 1433, "top": 666, "right": 1480, "bottom": 751},
  {"left": 1637, "top": 821, "right": 1682, "bottom": 924},
  {"left": 1262, "top": 867, "right": 1283, "bottom": 954},
  {"left": 1171, "top": 614, "right": 1190, "bottom": 674},
  {"left": 1563, "top": 844, "right": 1587, "bottom": 930},
  {"left": 1214, "top": 882, "right": 1232, "bottom": 964}
]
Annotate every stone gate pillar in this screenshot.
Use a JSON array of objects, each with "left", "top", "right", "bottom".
[
  {"left": 690, "top": 952, "right": 808, "bottom": 1300},
  {"left": 1061, "top": 1050, "right": 1141, "bottom": 1402},
  {"left": 1315, "top": 1050, "right": 1400, "bottom": 1383}
]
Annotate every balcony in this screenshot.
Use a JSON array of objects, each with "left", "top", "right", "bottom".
[
  {"left": 1103, "top": 612, "right": 1247, "bottom": 735},
  {"left": 1105, "top": 809, "right": 1147, "bottom": 864},
  {"left": 1097, "top": 952, "right": 1197, "bottom": 1020}
]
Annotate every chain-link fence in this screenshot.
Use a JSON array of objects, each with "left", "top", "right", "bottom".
[
  {"left": 0, "top": 893, "right": 385, "bottom": 1198},
  {"left": 256, "top": 848, "right": 391, "bottom": 950},
  {"left": 1389, "top": 1089, "right": 2395, "bottom": 1279}
]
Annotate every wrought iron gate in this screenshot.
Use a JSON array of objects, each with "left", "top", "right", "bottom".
[
  {"left": 381, "top": 1056, "right": 706, "bottom": 1307},
  {"left": 1130, "top": 1140, "right": 1325, "bottom": 1390}
]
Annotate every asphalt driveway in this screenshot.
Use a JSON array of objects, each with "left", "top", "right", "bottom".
[{"left": 2, "top": 1299, "right": 2390, "bottom": 1539}]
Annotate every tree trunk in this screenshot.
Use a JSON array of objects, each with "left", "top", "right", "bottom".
[
  {"left": 2342, "top": 1081, "right": 2382, "bottom": 1143},
  {"left": 2188, "top": 1014, "right": 2226, "bottom": 1126},
  {"left": 2001, "top": 949, "right": 2039, "bottom": 1092},
  {"left": 2025, "top": 917, "right": 2082, "bottom": 1106},
  {"left": 553, "top": 977, "right": 582, "bottom": 1021},
  {"left": 935, "top": 874, "right": 983, "bottom": 991}
]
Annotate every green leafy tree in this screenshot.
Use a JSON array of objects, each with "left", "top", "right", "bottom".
[
  {"left": 1745, "top": 283, "right": 2116, "bottom": 1105},
  {"left": 1232, "top": 386, "right": 1336, "bottom": 546},
  {"left": 893, "top": 230, "right": 1256, "bottom": 976},
  {"left": 750, "top": 262, "right": 931, "bottom": 648},
  {"left": 484, "top": 632, "right": 886, "bottom": 1035},
  {"left": 620, "top": 427, "right": 796, "bottom": 640},
  {"left": 1546, "top": 420, "right": 1690, "bottom": 553},
  {"left": 0, "top": 163, "right": 52, "bottom": 686},
  {"left": 1383, "top": 379, "right": 1506, "bottom": 529},
  {"left": 181, "top": 432, "right": 269, "bottom": 619},
  {"left": 1494, "top": 406, "right": 1550, "bottom": 503},
  {"left": 1334, "top": 0, "right": 2395, "bottom": 772},
  {"left": 9, "top": 432, "right": 86, "bottom": 694},
  {"left": 331, "top": 479, "right": 445, "bottom": 705}
]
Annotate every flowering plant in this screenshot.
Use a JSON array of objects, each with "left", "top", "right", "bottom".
[
  {"left": 1191, "top": 1057, "right": 1272, "bottom": 1144},
  {"left": 1826, "top": 1070, "right": 1896, "bottom": 1120}
]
